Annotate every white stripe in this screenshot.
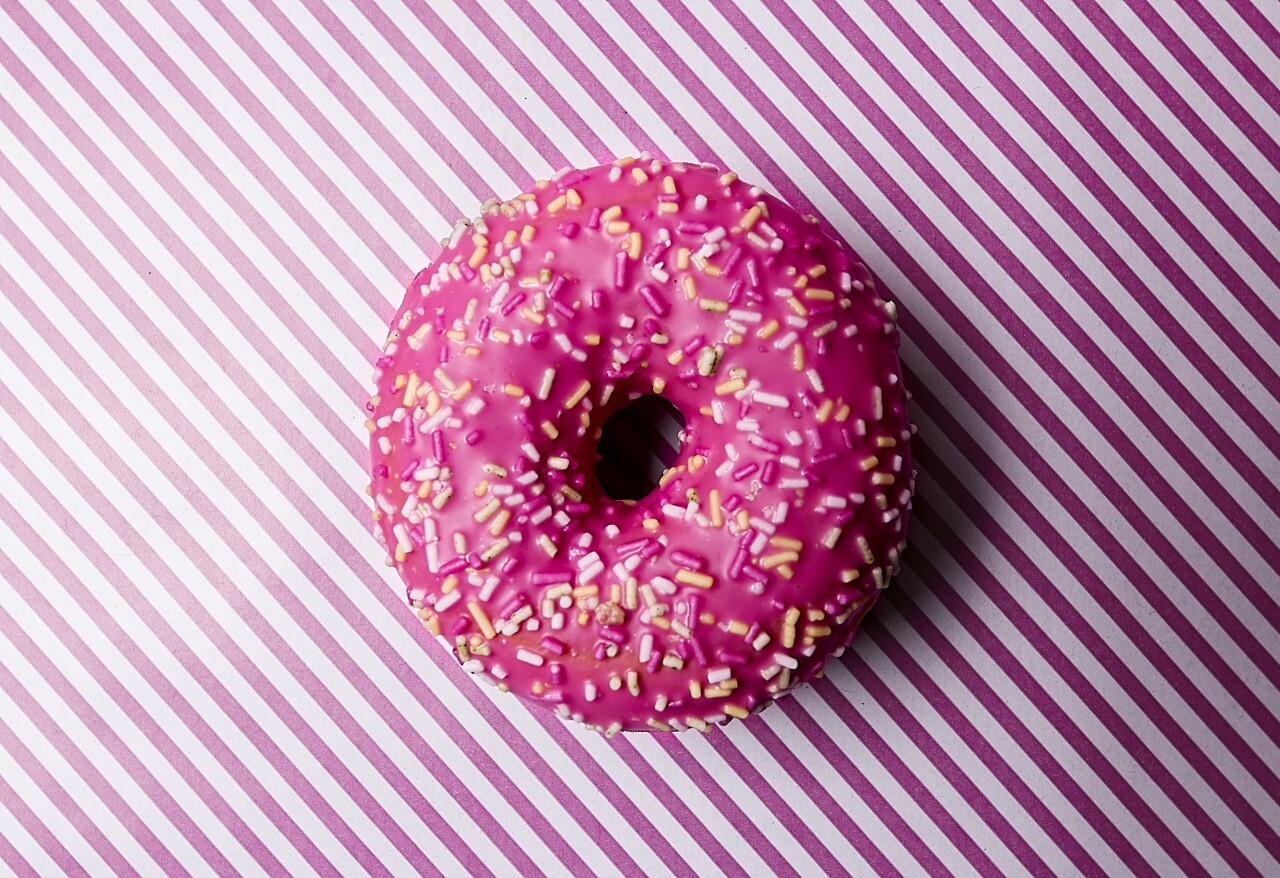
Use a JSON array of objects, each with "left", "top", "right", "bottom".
[
  {"left": 0, "top": 735, "right": 116, "bottom": 877},
  {"left": 0, "top": 795, "right": 61, "bottom": 877},
  {"left": 0, "top": 631, "right": 232, "bottom": 876}
]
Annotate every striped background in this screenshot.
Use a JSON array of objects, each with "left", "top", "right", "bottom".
[{"left": 1, "top": 0, "right": 1277, "bottom": 875}]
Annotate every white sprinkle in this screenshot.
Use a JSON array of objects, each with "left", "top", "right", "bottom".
[
  {"left": 806, "top": 369, "right": 825, "bottom": 393},
  {"left": 639, "top": 633, "right": 654, "bottom": 663},
  {"left": 753, "top": 391, "right": 789, "bottom": 407},
  {"left": 377, "top": 435, "right": 392, "bottom": 454},
  {"left": 749, "top": 517, "right": 776, "bottom": 535},
  {"left": 705, "top": 226, "right": 727, "bottom": 244},
  {"left": 707, "top": 666, "right": 733, "bottom": 684},
  {"left": 775, "top": 330, "right": 798, "bottom": 350},
  {"left": 516, "top": 649, "right": 544, "bottom": 667},
  {"left": 736, "top": 419, "right": 760, "bottom": 434},
  {"left": 694, "top": 194, "right": 708, "bottom": 210},
  {"left": 522, "top": 443, "right": 540, "bottom": 462},
  {"left": 711, "top": 400, "right": 727, "bottom": 424},
  {"left": 619, "top": 315, "right": 635, "bottom": 329},
  {"left": 577, "top": 551, "right": 602, "bottom": 570},
  {"left": 547, "top": 456, "right": 571, "bottom": 470},
  {"left": 661, "top": 503, "right": 687, "bottom": 520},
  {"left": 728, "top": 309, "right": 762, "bottom": 323},
  {"left": 537, "top": 368, "right": 557, "bottom": 400},
  {"left": 516, "top": 470, "right": 539, "bottom": 486},
  {"left": 779, "top": 455, "right": 801, "bottom": 469},
  {"left": 553, "top": 511, "right": 571, "bottom": 528},
  {"left": 585, "top": 682, "right": 598, "bottom": 701},
  {"left": 426, "top": 542, "right": 441, "bottom": 573},
  {"left": 775, "top": 653, "right": 799, "bottom": 670},
  {"left": 530, "top": 505, "right": 553, "bottom": 525},
  {"left": 434, "top": 591, "right": 462, "bottom": 612},
  {"left": 779, "top": 477, "right": 809, "bottom": 490}
]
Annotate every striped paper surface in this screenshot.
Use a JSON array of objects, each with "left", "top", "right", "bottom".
[{"left": 2, "top": 0, "right": 1278, "bottom": 875}]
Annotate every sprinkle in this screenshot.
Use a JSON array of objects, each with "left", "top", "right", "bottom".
[
  {"left": 760, "top": 551, "right": 800, "bottom": 570},
  {"left": 563, "top": 379, "right": 592, "bottom": 409},
  {"left": 639, "top": 285, "right": 670, "bottom": 317},
  {"left": 715, "top": 377, "right": 746, "bottom": 396},
  {"left": 468, "top": 602, "right": 497, "bottom": 639},
  {"left": 675, "top": 569, "right": 716, "bottom": 589},
  {"left": 517, "top": 648, "right": 545, "bottom": 666}
]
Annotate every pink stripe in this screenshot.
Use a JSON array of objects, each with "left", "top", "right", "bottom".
[
  {"left": 795, "top": 0, "right": 1280, "bottom": 750},
  {"left": 0, "top": 713, "right": 141, "bottom": 877},
  {"left": 0, "top": 653, "right": 193, "bottom": 877},
  {"left": 0, "top": 605, "right": 248, "bottom": 876},
  {"left": 0, "top": 818, "right": 39, "bottom": 878},
  {"left": 0, "top": 773, "right": 83, "bottom": 878},
  {"left": 552, "top": 0, "right": 1275, "bottom": 864}
]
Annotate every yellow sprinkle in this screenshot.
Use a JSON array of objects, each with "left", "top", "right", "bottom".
[
  {"left": 709, "top": 489, "right": 723, "bottom": 528},
  {"left": 792, "top": 343, "right": 805, "bottom": 372},
  {"left": 468, "top": 246, "right": 488, "bottom": 269},
  {"left": 606, "top": 220, "right": 631, "bottom": 235},
  {"left": 877, "top": 435, "right": 898, "bottom": 448},
  {"left": 727, "top": 620, "right": 749, "bottom": 636},
  {"left": 628, "top": 231, "right": 642, "bottom": 260},
  {"left": 584, "top": 333, "right": 601, "bottom": 346},
  {"left": 503, "top": 383, "right": 525, "bottom": 397},
  {"left": 689, "top": 680, "right": 703, "bottom": 699},
  {"left": 739, "top": 204, "right": 762, "bottom": 231},
  {"left": 760, "top": 551, "right": 800, "bottom": 570},
  {"left": 658, "top": 202, "right": 679, "bottom": 214},
  {"left": 401, "top": 372, "right": 420, "bottom": 407},
  {"left": 683, "top": 275, "right": 697, "bottom": 300},
  {"left": 652, "top": 376, "right": 666, "bottom": 394},
  {"left": 675, "top": 569, "right": 716, "bottom": 589},
  {"left": 701, "top": 299, "right": 729, "bottom": 313},
  {"left": 872, "top": 473, "right": 895, "bottom": 485},
  {"left": 474, "top": 498, "right": 501, "bottom": 523},
  {"left": 489, "top": 510, "right": 511, "bottom": 536},
  {"left": 861, "top": 455, "right": 879, "bottom": 471},
  {"left": 566, "top": 188, "right": 582, "bottom": 207},
  {"left": 787, "top": 297, "right": 809, "bottom": 317},
  {"left": 816, "top": 399, "right": 835, "bottom": 423},
  {"left": 736, "top": 509, "right": 750, "bottom": 531},
  {"left": 473, "top": 480, "right": 490, "bottom": 497},
  {"left": 715, "top": 377, "right": 746, "bottom": 396},
  {"left": 541, "top": 420, "right": 559, "bottom": 439},
  {"left": 770, "top": 536, "right": 804, "bottom": 551},
  {"left": 520, "top": 224, "right": 536, "bottom": 244},
  {"left": 546, "top": 194, "right": 568, "bottom": 214},
  {"left": 676, "top": 247, "right": 691, "bottom": 270},
  {"left": 538, "top": 535, "right": 558, "bottom": 557},
  {"left": 719, "top": 171, "right": 738, "bottom": 186},
  {"left": 631, "top": 167, "right": 648, "bottom": 184},
  {"left": 563, "top": 379, "right": 592, "bottom": 409},
  {"left": 667, "top": 350, "right": 685, "bottom": 365},
  {"left": 601, "top": 205, "right": 622, "bottom": 223},
  {"left": 809, "top": 264, "right": 828, "bottom": 278},
  {"left": 835, "top": 404, "right": 851, "bottom": 422},
  {"left": 642, "top": 518, "right": 661, "bottom": 531},
  {"left": 757, "top": 318, "right": 780, "bottom": 340},
  {"left": 662, "top": 175, "right": 677, "bottom": 195},
  {"left": 804, "top": 288, "right": 835, "bottom": 300},
  {"left": 468, "top": 602, "right": 497, "bottom": 639},
  {"left": 793, "top": 275, "right": 809, "bottom": 290},
  {"left": 723, "top": 705, "right": 749, "bottom": 720}
]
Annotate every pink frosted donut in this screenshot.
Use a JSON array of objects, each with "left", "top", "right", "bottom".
[{"left": 368, "top": 158, "right": 912, "bottom": 733}]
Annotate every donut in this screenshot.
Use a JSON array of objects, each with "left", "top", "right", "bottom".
[{"left": 367, "top": 158, "right": 913, "bottom": 734}]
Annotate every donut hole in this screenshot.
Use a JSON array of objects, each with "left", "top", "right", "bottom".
[{"left": 596, "top": 395, "right": 686, "bottom": 501}]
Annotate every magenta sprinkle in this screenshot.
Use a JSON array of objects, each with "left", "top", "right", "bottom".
[
  {"left": 593, "top": 641, "right": 609, "bottom": 662},
  {"left": 646, "top": 652, "right": 662, "bottom": 674},
  {"left": 438, "top": 557, "right": 467, "bottom": 575},
  {"left": 617, "top": 538, "right": 649, "bottom": 558},
  {"left": 431, "top": 429, "right": 446, "bottom": 463},
  {"left": 677, "top": 220, "right": 708, "bottom": 235},
  {"left": 614, "top": 250, "right": 629, "bottom": 289},
  {"left": 465, "top": 430, "right": 483, "bottom": 446},
  {"left": 458, "top": 263, "right": 475, "bottom": 281},
  {"left": 449, "top": 617, "right": 471, "bottom": 636},
  {"left": 477, "top": 316, "right": 491, "bottom": 340},
  {"left": 549, "top": 662, "right": 566, "bottom": 684},
  {"left": 718, "top": 650, "right": 748, "bottom": 666},
  {"left": 552, "top": 299, "right": 575, "bottom": 320},
  {"left": 586, "top": 206, "right": 602, "bottom": 230},
  {"left": 499, "top": 291, "right": 526, "bottom": 317},
  {"left": 548, "top": 275, "right": 568, "bottom": 298},
  {"left": 561, "top": 222, "right": 580, "bottom": 239},
  {"left": 399, "top": 460, "right": 419, "bottom": 481},
  {"left": 743, "top": 565, "right": 769, "bottom": 585},
  {"left": 590, "top": 288, "right": 605, "bottom": 310},
  {"left": 682, "top": 334, "right": 706, "bottom": 355},
  {"left": 599, "top": 627, "right": 625, "bottom": 644},
  {"left": 732, "top": 463, "right": 759, "bottom": 481},
  {"left": 670, "top": 550, "right": 705, "bottom": 570},
  {"left": 532, "top": 570, "right": 572, "bottom": 586},
  {"left": 541, "top": 636, "right": 567, "bottom": 656},
  {"left": 761, "top": 460, "right": 779, "bottom": 486},
  {"left": 729, "top": 544, "right": 749, "bottom": 578},
  {"left": 722, "top": 494, "right": 744, "bottom": 512},
  {"left": 688, "top": 635, "right": 708, "bottom": 666},
  {"left": 638, "top": 285, "right": 669, "bottom": 316},
  {"left": 722, "top": 244, "right": 745, "bottom": 276},
  {"left": 402, "top": 417, "right": 416, "bottom": 444},
  {"left": 565, "top": 502, "right": 590, "bottom": 516},
  {"left": 372, "top": 463, "right": 389, "bottom": 478},
  {"left": 727, "top": 279, "right": 745, "bottom": 306}
]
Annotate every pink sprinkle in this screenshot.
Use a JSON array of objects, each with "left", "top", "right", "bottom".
[
  {"left": 643, "top": 240, "right": 668, "bottom": 264},
  {"left": 678, "top": 220, "right": 708, "bottom": 235},
  {"left": 639, "top": 285, "right": 670, "bottom": 317},
  {"left": 682, "top": 334, "right": 706, "bottom": 355},
  {"left": 614, "top": 251, "right": 630, "bottom": 290},
  {"left": 532, "top": 570, "right": 573, "bottom": 585},
  {"left": 499, "top": 557, "right": 521, "bottom": 575},
  {"left": 432, "top": 429, "right": 446, "bottom": 463},
  {"left": 477, "top": 316, "right": 491, "bottom": 340},
  {"left": 449, "top": 617, "right": 471, "bottom": 636},
  {"left": 549, "top": 662, "right": 566, "bottom": 684},
  {"left": 373, "top": 463, "right": 389, "bottom": 478},
  {"left": 541, "top": 637, "right": 568, "bottom": 656},
  {"left": 761, "top": 460, "right": 779, "bottom": 485},
  {"left": 746, "top": 256, "right": 760, "bottom": 287},
  {"left": 438, "top": 557, "right": 467, "bottom": 575},
  {"left": 552, "top": 300, "right": 575, "bottom": 320},
  {"left": 722, "top": 244, "right": 745, "bottom": 275},
  {"left": 646, "top": 651, "right": 662, "bottom": 673},
  {"left": 732, "top": 463, "right": 758, "bottom": 481},
  {"left": 529, "top": 331, "right": 549, "bottom": 348},
  {"left": 565, "top": 502, "right": 590, "bottom": 516},
  {"left": 465, "top": 430, "right": 483, "bottom": 446},
  {"left": 499, "top": 291, "right": 526, "bottom": 317},
  {"left": 727, "top": 279, "right": 745, "bottom": 306},
  {"left": 458, "top": 263, "right": 475, "bottom": 281},
  {"left": 547, "top": 275, "right": 568, "bottom": 298},
  {"left": 729, "top": 544, "right": 749, "bottom": 579},
  {"left": 398, "top": 459, "right": 418, "bottom": 481},
  {"left": 656, "top": 192, "right": 680, "bottom": 203},
  {"left": 670, "top": 550, "right": 705, "bottom": 570},
  {"left": 599, "top": 627, "right": 625, "bottom": 644},
  {"left": 497, "top": 595, "right": 527, "bottom": 618},
  {"left": 590, "top": 288, "right": 605, "bottom": 310},
  {"left": 561, "top": 222, "right": 580, "bottom": 239},
  {"left": 722, "top": 494, "right": 743, "bottom": 513},
  {"left": 689, "top": 635, "right": 708, "bottom": 666},
  {"left": 587, "top": 206, "right": 602, "bottom": 230},
  {"left": 593, "top": 641, "right": 609, "bottom": 661},
  {"left": 718, "top": 650, "right": 748, "bottom": 666},
  {"left": 743, "top": 565, "right": 769, "bottom": 585},
  {"left": 466, "top": 551, "right": 483, "bottom": 569},
  {"left": 617, "top": 538, "right": 650, "bottom": 557}
]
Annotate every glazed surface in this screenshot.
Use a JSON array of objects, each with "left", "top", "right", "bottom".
[{"left": 368, "top": 159, "right": 912, "bottom": 733}]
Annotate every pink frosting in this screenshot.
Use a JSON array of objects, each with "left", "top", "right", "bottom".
[{"left": 368, "top": 159, "right": 913, "bottom": 733}]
